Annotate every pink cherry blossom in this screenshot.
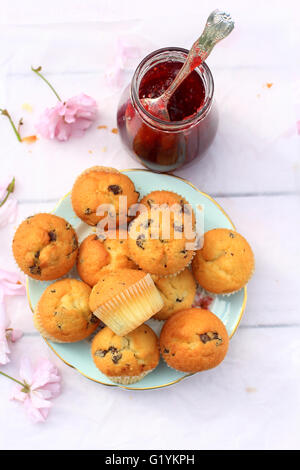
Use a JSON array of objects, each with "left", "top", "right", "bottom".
[
  {"left": 106, "top": 37, "right": 141, "bottom": 88},
  {"left": 7, "top": 328, "right": 23, "bottom": 342},
  {"left": 0, "top": 303, "right": 23, "bottom": 365},
  {"left": 0, "top": 268, "right": 26, "bottom": 304},
  {"left": 36, "top": 93, "right": 97, "bottom": 141},
  {"left": 0, "top": 176, "right": 18, "bottom": 228},
  {"left": 0, "top": 304, "right": 11, "bottom": 365},
  {"left": 11, "top": 357, "right": 61, "bottom": 423},
  {"left": 0, "top": 269, "right": 25, "bottom": 364}
]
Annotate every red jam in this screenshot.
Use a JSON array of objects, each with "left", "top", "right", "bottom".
[
  {"left": 117, "top": 49, "right": 218, "bottom": 172},
  {"left": 139, "top": 61, "right": 206, "bottom": 121}
]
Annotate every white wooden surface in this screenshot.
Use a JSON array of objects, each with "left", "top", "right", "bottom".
[{"left": 0, "top": 0, "right": 299, "bottom": 450}]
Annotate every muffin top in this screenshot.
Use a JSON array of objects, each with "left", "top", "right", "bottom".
[
  {"left": 192, "top": 228, "right": 254, "bottom": 294},
  {"left": 12, "top": 213, "right": 78, "bottom": 280},
  {"left": 77, "top": 231, "right": 137, "bottom": 286},
  {"left": 128, "top": 207, "right": 195, "bottom": 276},
  {"left": 89, "top": 269, "right": 148, "bottom": 311},
  {"left": 71, "top": 166, "right": 139, "bottom": 226},
  {"left": 35, "top": 279, "right": 99, "bottom": 342},
  {"left": 160, "top": 308, "right": 229, "bottom": 373},
  {"left": 153, "top": 268, "right": 197, "bottom": 321},
  {"left": 91, "top": 324, "right": 160, "bottom": 377},
  {"left": 140, "top": 190, "right": 194, "bottom": 215}
]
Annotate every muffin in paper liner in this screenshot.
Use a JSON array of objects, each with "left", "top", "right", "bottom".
[
  {"left": 71, "top": 165, "right": 140, "bottom": 226},
  {"left": 77, "top": 231, "right": 137, "bottom": 287},
  {"left": 159, "top": 308, "right": 229, "bottom": 373},
  {"left": 33, "top": 279, "right": 99, "bottom": 343},
  {"left": 128, "top": 206, "right": 196, "bottom": 277},
  {"left": 12, "top": 213, "right": 78, "bottom": 281},
  {"left": 91, "top": 324, "right": 160, "bottom": 384},
  {"left": 89, "top": 269, "right": 164, "bottom": 336},
  {"left": 192, "top": 228, "right": 255, "bottom": 295},
  {"left": 153, "top": 268, "right": 197, "bottom": 321},
  {"left": 140, "top": 189, "right": 195, "bottom": 221}
]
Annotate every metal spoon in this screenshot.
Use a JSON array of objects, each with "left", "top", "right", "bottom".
[{"left": 140, "top": 9, "right": 234, "bottom": 121}]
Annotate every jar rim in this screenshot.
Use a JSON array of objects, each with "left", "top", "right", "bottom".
[{"left": 131, "top": 47, "right": 214, "bottom": 130}]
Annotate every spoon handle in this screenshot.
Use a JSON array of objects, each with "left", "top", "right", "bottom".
[{"left": 162, "top": 10, "right": 234, "bottom": 103}]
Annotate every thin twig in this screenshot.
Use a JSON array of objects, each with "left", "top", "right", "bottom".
[{"left": 31, "top": 66, "right": 62, "bottom": 101}]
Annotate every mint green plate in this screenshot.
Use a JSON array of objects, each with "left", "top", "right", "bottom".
[{"left": 27, "top": 170, "right": 247, "bottom": 390}]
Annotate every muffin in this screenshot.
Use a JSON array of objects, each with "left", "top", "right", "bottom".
[
  {"left": 192, "top": 228, "right": 254, "bottom": 294},
  {"left": 71, "top": 166, "right": 139, "bottom": 226},
  {"left": 153, "top": 268, "right": 197, "bottom": 321},
  {"left": 77, "top": 231, "right": 137, "bottom": 287},
  {"left": 12, "top": 213, "right": 78, "bottom": 280},
  {"left": 91, "top": 324, "right": 160, "bottom": 384},
  {"left": 140, "top": 190, "right": 194, "bottom": 222},
  {"left": 34, "top": 279, "right": 99, "bottom": 342},
  {"left": 89, "top": 269, "right": 163, "bottom": 336},
  {"left": 128, "top": 206, "right": 196, "bottom": 277},
  {"left": 160, "top": 308, "right": 229, "bottom": 373}
]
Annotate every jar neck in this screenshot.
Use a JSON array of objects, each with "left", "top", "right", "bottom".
[{"left": 131, "top": 47, "right": 214, "bottom": 132}]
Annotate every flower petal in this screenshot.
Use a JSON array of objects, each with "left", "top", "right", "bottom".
[
  {"left": 0, "top": 197, "right": 18, "bottom": 228},
  {"left": 106, "top": 37, "right": 141, "bottom": 88},
  {"left": 0, "top": 338, "right": 10, "bottom": 365},
  {"left": 31, "top": 358, "right": 61, "bottom": 390},
  {"left": 36, "top": 95, "right": 97, "bottom": 142},
  {"left": 0, "top": 304, "right": 10, "bottom": 364},
  {"left": 55, "top": 119, "right": 73, "bottom": 141},
  {"left": 0, "top": 303, "right": 9, "bottom": 329},
  {"left": 23, "top": 396, "right": 48, "bottom": 423},
  {"left": 10, "top": 384, "right": 26, "bottom": 403},
  {"left": 39, "top": 382, "right": 61, "bottom": 399},
  {"left": 30, "top": 390, "right": 52, "bottom": 410},
  {"left": 0, "top": 269, "right": 26, "bottom": 302},
  {"left": 10, "top": 328, "right": 23, "bottom": 343},
  {"left": 36, "top": 104, "right": 63, "bottom": 140},
  {"left": 19, "top": 357, "right": 34, "bottom": 385}
]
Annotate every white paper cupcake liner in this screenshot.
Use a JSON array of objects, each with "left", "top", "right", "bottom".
[
  {"left": 162, "top": 251, "right": 196, "bottom": 278},
  {"left": 93, "top": 274, "right": 164, "bottom": 336},
  {"left": 108, "top": 368, "right": 154, "bottom": 385}
]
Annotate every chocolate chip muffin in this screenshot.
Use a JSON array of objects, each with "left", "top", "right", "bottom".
[
  {"left": 128, "top": 206, "right": 196, "bottom": 277},
  {"left": 192, "top": 228, "right": 255, "bottom": 294},
  {"left": 89, "top": 269, "right": 163, "bottom": 336},
  {"left": 91, "top": 324, "right": 160, "bottom": 384},
  {"left": 34, "top": 279, "right": 99, "bottom": 342},
  {"left": 12, "top": 213, "right": 78, "bottom": 280},
  {"left": 160, "top": 308, "right": 229, "bottom": 373},
  {"left": 77, "top": 231, "right": 137, "bottom": 287},
  {"left": 71, "top": 166, "right": 139, "bottom": 226},
  {"left": 153, "top": 268, "right": 197, "bottom": 321},
  {"left": 140, "top": 190, "right": 194, "bottom": 222}
]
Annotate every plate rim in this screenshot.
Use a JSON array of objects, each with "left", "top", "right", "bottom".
[{"left": 26, "top": 169, "right": 247, "bottom": 391}]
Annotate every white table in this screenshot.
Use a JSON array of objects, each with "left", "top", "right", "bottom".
[{"left": 0, "top": 0, "right": 299, "bottom": 450}]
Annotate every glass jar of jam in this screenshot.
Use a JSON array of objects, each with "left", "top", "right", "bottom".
[{"left": 117, "top": 47, "right": 218, "bottom": 172}]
